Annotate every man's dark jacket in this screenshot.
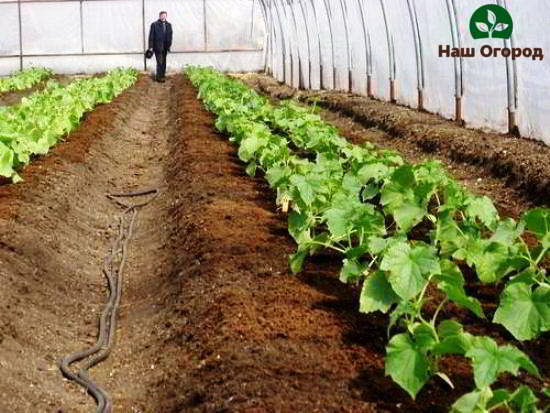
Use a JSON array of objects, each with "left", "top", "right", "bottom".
[{"left": 148, "top": 20, "right": 173, "bottom": 52}]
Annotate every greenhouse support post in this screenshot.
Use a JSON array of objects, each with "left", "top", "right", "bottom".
[
  {"left": 406, "top": 0, "right": 425, "bottom": 110},
  {"left": 203, "top": 0, "right": 207, "bottom": 51},
  {"left": 446, "top": 0, "right": 464, "bottom": 124},
  {"left": 499, "top": 0, "right": 519, "bottom": 134},
  {"left": 320, "top": 0, "right": 336, "bottom": 90},
  {"left": 274, "top": 0, "right": 290, "bottom": 86},
  {"left": 142, "top": 0, "right": 146, "bottom": 71},
  {"left": 308, "top": 0, "right": 324, "bottom": 90},
  {"left": 357, "top": 0, "right": 372, "bottom": 97},
  {"left": 17, "top": 0, "right": 23, "bottom": 70},
  {"left": 79, "top": 0, "right": 84, "bottom": 54},
  {"left": 338, "top": 0, "right": 353, "bottom": 92},
  {"left": 297, "top": 0, "right": 312, "bottom": 89},
  {"left": 272, "top": 0, "right": 287, "bottom": 83},
  {"left": 286, "top": 1, "right": 304, "bottom": 89},
  {"left": 380, "top": 0, "right": 396, "bottom": 103}
]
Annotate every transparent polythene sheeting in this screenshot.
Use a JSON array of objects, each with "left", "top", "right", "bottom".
[
  {"left": 264, "top": 0, "right": 550, "bottom": 145},
  {"left": 0, "top": 4, "right": 19, "bottom": 56},
  {"left": 18, "top": 51, "right": 264, "bottom": 75},
  {"left": 0, "top": 0, "right": 266, "bottom": 75},
  {"left": 507, "top": 0, "right": 550, "bottom": 143}
]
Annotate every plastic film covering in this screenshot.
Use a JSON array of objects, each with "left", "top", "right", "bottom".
[
  {"left": 361, "top": 1, "right": 391, "bottom": 100},
  {"left": 264, "top": 0, "right": 550, "bottom": 145},
  {"left": 312, "top": 0, "right": 334, "bottom": 89},
  {"left": 347, "top": 0, "right": 368, "bottom": 94},
  {"left": 385, "top": 0, "right": 418, "bottom": 107},
  {"left": 146, "top": 0, "right": 205, "bottom": 51},
  {"left": 0, "top": 4, "right": 20, "bottom": 56},
  {"left": 414, "top": 0, "right": 455, "bottom": 119},
  {"left": 507, "top": 0, "right": 550, "bottom": 142},
  {"left": 454, "top": 0, "right": 508, "bottom": 132},
  {"left": 83, "top": 1, "right": 142, "bottom": 53},
  {"left": 0, "top": 0, "right": 266, "bottom": 75},
  {"left": 21, "top": 2, "right": 81, "bottom": 54}
]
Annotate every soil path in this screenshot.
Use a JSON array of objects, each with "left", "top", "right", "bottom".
[{"left": 0, "top": 74, "right": 179, "bottom": 412}]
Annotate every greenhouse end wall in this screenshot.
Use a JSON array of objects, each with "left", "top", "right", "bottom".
[
  {"left": 262, "top": 0, "right": 550, "bottom": 146},
  {"left": 2, "top": 0, "right": 550, "bottom": 146},
  {"left": 0, "top": 0, "right": 266, "bottom": 74}
]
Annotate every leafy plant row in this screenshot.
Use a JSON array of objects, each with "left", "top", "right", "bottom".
[
  {"left": 186, "top": 66, "right": 549, "bottom": 412},
  {"left": 0, "top": 68, "right": 138, "bottom": 181},
  {"left": 0, "top": 67, "right": 52, "bottom": 93}
]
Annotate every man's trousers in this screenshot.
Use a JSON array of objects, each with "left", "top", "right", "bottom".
[{"left": 154, "top": 50, "right": 168, "bottom": 80}]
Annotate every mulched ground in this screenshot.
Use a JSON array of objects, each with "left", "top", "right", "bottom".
[{"left": 0, "top": 73, "right": 547, "bottom": 412}]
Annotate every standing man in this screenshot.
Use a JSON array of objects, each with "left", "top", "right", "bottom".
[{"left": 148, "top": 11, "right": 173, "bottom": 83}]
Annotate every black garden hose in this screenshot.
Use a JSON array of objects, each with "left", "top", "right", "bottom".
[{"left": 59, "top": 188, "right": 159, "bottom": 413}]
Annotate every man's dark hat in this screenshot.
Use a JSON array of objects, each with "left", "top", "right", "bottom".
[{"left": 145, "top": 49, "right": 154, "bottom": 59}]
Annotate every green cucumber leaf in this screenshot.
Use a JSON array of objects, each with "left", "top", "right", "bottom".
[
  {"left": 450, "top": 387, "right": 494, "bottom": 413},
  {"left": 433, "top": 320, "right": 473, "bottom": 356},
  {"left": 380, "top": 241, "right": 440, "bottom": 300},
  {"left": 359, "top": 271, "right": 399, "bottom": 314},
  {"left": 435, "top": 260, "right": 485, "bottom": 319},
  {"left": 523, "top": 208, "right": 550, "bottom": 248},
  {"left": 493, "top": 282, "right": 550, "bottom": 341},
  {"left": 465, "top": 337, "right": 540, "bottom": 388},
  {"left": 385, "top": 333, "right": 430, "bottom": 399}
]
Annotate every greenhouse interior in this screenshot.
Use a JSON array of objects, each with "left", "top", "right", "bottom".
[{"left": 0, "top": 0, "right": 549, "bottom": 412}]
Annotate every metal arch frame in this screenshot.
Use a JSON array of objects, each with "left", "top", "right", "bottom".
[
  {"left": 412, "top": 0, "right": 425, "bottom": 103},
  {"left": 337, "top": 0, "right": 353, "bottom": 91},
  {"left": 307, "top": 0, "right": 324, "bottom": 90},
  {"left": 319, "top": 0, "right": 336, "bottom": 89},
  {"left": 357, "top": 0, "right": 373, "bottom": 97},
  {"left": 406, "top": 0, "right": 425, "bottom": 110},
  {"left": 257, "top": 0, "right": 271, "bottom": 73},
  {"left": 445, "top": 0, "right": 464, "bottom": 123},
  {"left": 17, "top": 0, "right": 23, "bottom": 70},
  {"left": 264, "top": 0, "right": 278, "bottom": 77},
  {"left": 275, "top": 0, "right": 292, "bottom": 86},
  {"left": 379, "top": 0, "right": 396, "bottom": 103},
  {"left": 269, "top": 1, "right": 279, "bottom": 78},
  {"left": 283, "top": 0, "right": 304, "bottom": 89},
  {"left": 272, "top": 0, "right": 288, "bottom": 83},
  {"left": 499, "top": 0, "right": 519, "bottom": 134},
  {"left": 296, "top": 0, "right": 313, "bottom": 89}
]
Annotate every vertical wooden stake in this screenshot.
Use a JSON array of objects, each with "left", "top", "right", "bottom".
[
  {"left": 418, "top": 89, "right": 424, "bottom": 111},
  {"left": 455, "top": 96, "right": 463, "bottom": 124},
  {"left": 390, "top": 79, "right": 396, "bottom": 103},
  {"left": 367, "top": 74, "right": 373, "bottom": 97}
]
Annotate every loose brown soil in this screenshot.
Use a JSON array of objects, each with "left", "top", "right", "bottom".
[{"left": 0, "top": 73, "right": 547, "bottom": 413}]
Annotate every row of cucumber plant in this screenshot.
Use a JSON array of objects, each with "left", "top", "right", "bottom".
[
  {"left": 0, "top": 68, "right": 138, "bottom": 181},
  {"left": 0, "top": 67, "right": 52, "bottom": 93},
  {"left": 186, "top": 66, "right": 549, "bottom": 412}
]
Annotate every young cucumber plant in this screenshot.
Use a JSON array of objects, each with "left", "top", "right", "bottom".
[{"left": 187, "top": 67, "right": 548, "bottom": 412}]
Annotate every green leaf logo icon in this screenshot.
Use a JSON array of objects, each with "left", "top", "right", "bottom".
[{"left": 470, "top": 4, "right": 513, "bottom": 39}]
